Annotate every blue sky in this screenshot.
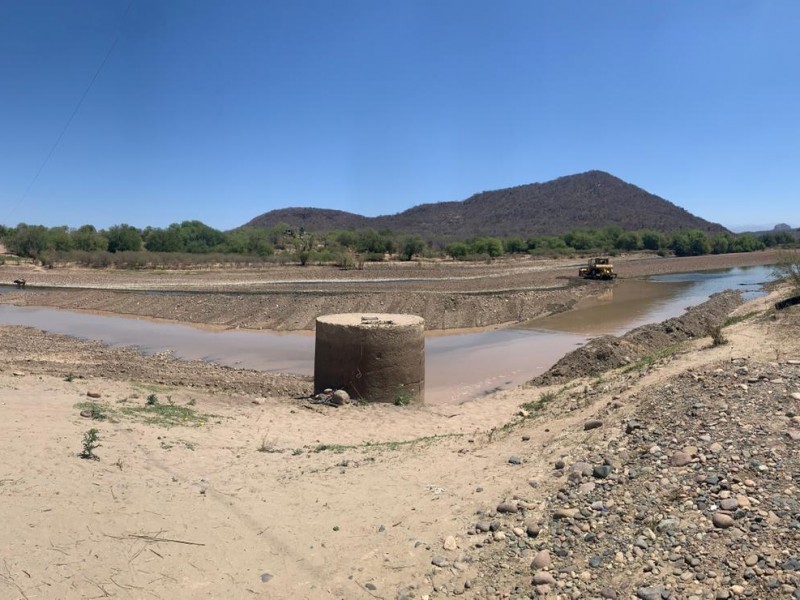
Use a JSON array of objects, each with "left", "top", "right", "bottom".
[{"left": 1, "top": 1, "right": 798, "bottom": 232}]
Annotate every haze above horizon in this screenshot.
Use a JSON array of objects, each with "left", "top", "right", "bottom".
[{"left": 1, "top": 1, "right": 798, "bottom": 232}]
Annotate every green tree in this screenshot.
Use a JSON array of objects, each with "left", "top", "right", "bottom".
[
  {"left": 641, "top": 230, "right": 665, "bottom": 251},
  {"left": 7, "top": 224, "right": 49, "bottom": 258},
  {"left": 504, "top": 237, "right": 526, "bottom": 253},
  {"left": 71, "top": 225, "right": 108, "bottom": 251},
  {"left": 401, "top": 235, "right": 425, "bottom": 260},
  {"left": 143, "top": 225, "right": 184, "bottom": 252},
  {"left": 176, "top": 220, "right": 226, "bottom": 253},
  {"left": 614, "top": 231, "right": 642, "bottom": 251},
  {"left": 106, "top": 224, "right": 142, "bottom": 253},
  {"left": 446, "top": 242, "right": 468, "bottom": 259},
  {"left": 710, "top": 233, "right": 733, "bottom": 255},
  {"left": 48, "top": 226, "right": 73, "bottom": 252}
]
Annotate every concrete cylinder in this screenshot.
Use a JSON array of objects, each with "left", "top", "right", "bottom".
[{"left": 314, "top": 313, "right": 425, "bottom": 404}]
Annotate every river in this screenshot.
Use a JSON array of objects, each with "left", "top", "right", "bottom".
[{"left": 0, "top": 265, "right": 774, "bottom": 404}]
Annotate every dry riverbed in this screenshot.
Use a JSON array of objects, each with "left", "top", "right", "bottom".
[{"left": 1, "top": 251, "right": 798, "bottom": 599}]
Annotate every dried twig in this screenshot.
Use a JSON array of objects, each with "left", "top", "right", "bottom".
[{"left": 128, "top": 534, "right": 205, "bottom": 546}]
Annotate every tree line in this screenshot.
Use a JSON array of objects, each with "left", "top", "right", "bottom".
[{"left": 0, "top": 221, "right": 796, "bottom": 268}]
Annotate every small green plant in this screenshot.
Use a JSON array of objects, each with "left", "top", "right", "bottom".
[
  {"left": 394, "top": 385, "right": 412, "bottom": 406},
  {"left": 707, "top": 324, "right": 728, "bottom": 346},
  {"left": 146, "top": 393, "right": 159, "bottom": 406},
  {"left": 521, "top": 390, "right": 556, "bottom": 413},
  {"left": 187, "top": 398, "right": 196, "bottom": 406},
  {"left": 772, "top": 250, "right": 800, "bottom": 294},
  {"left": 65, "top": 373, "right": 74, "bottom": 382},
  {"left": 79, "top": 428, "right": 101, "bottom": 460},
  {"left": 257, "top": 433, "right": 282, "bottom": 454}
]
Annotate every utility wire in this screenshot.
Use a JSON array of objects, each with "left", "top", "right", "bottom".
[{"left": 8, "top": 0, "right": 135, "bottom": 220}]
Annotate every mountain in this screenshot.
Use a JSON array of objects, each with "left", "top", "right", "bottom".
[{"left": 243, "top": 171, "right": 728, "bottom": 238}]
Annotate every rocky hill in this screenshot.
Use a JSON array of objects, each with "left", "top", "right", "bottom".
[{"left": 243, "top": 171, "right": 728, "bottom": 237}]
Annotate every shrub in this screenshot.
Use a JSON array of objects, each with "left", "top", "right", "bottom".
[{"left": 79, "top": 428, "right": 101, "bottom": 460}]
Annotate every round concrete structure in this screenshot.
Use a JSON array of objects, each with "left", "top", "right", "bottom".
[{"left": 314, "top": 314, "right": 425, "bottom": 404}]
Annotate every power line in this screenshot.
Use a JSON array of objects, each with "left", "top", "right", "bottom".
[{"left": 7, "top": 0, "right": 135, "bottom": 221}]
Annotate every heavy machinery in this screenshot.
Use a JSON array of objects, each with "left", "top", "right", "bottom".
[{"left": 578, "top": 257, "right": 617, "bottom": 280}]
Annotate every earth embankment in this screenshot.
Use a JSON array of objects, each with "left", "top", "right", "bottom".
[{"left": 0, "top": 250, "right": 781, "bottom": 332}]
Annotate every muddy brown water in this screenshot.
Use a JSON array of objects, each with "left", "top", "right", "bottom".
[{"left": 0, "top": 266, "right": 773, "bottom": 404}]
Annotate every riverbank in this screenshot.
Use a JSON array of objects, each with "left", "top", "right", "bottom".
[
  {"left": 0, "top": 250, "right": 781, "bottom": 331},
  {"left": 1, "top": 281, "right": 798, "bottom": 599}
]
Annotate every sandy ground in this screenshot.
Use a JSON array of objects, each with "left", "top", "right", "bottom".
[
  {"left": 1, "top": 276, "right": 798, "bottom": 599},
  {"left": 0, "top": 251, "right": 795, "bottom": 600}
]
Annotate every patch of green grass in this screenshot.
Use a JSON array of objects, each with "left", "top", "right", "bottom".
[
  {"left": 75, "top": 401, "right": 112, "bottom": 421},
  {"left": 723, "top": 311, "right": 760, "bottom": 328},
  {"left": 621, "top": 342, "right": 683, "bottom": 374},
  {"left": 521, "top": 390, "right": 556, "bottom": 413},
  {"left": 146, "top": 393, "right": 159, "bottom": 406},
  {"left": 76, "top": 400, "right": 217, "bottom": 428},
  {"left": 313, "top": 443, "right": 350, "bottom": 453},
  {"left": 120, "top": 403, "right": 216, "bottom": 427}
]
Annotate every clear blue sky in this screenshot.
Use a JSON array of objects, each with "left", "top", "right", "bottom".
[{"left": 1, "top": 1, "right": 798, "bottom": 232}]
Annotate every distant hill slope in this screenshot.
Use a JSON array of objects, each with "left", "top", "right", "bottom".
[{"left": 243, "top": 171, "right": 728, "bottom": 237}]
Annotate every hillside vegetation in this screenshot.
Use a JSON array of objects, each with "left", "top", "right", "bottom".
[{"left": 244, "top": 170, "right": 728, "bottom": 237}]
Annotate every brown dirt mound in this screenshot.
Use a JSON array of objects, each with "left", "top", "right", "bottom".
[{"left": 532, "top": 290, "right": 745, "bottom": 385}]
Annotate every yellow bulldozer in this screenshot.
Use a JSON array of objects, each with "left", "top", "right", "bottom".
[{"left": 578, "top": 257, "right": 617, "bottom": 280}]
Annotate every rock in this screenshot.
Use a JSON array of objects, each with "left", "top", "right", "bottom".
[
  {"left": 570, "top": 461, "right": 594, "bottom": 476},
  {"left": 431, "top": 556, "right": 448, "bottom": 568},
  {"left": 86, "top": 391, "right": 102, "bottom": 398},
  {"left": 260, "top": 572, "right": 273, "bottom": 583},
  {"left": 600, "top": 588, "right": 618, "bottom": 599},
  {"left": 443, "top": 536, "right": 457, "bottom": 551},
  {"left": 791, "top": 392, "right": 800, "bottom": 401},
  {"left": 530, "top": 550, "right": 551, "bottom": 569},
  {"left": 508, "top": 455, "right": 523, "bottom": 465},
  {"left": 745, "top": 554, "right": 758, "bottom": 567},
  {"left": 670, "top": 451, "right": 692, "bottom": 467},
  {"left": 532, "top": 571, "right": 556, "bottom": 586},
  {"left": 80, "top": 409, "right": 92, "bottom": 418},
  {"left": 553, "top": 508, "right": 579, "bottom": 519},
  {"left": 657, "top": 518, "right": 680, "bottom": 532},
  {"left": 496, "top": 502, "right": 518, "bottom": 514},
  {"left": 331, "top": 390, "right": 350, "bottom": 405},
  {"left": 593, "top": 465, "right": 613, "bottom": 479},
  {"left": 365, "top": 582, "right": 377, "bottom": 591},
  {"left": 637, "top": 587, "right": 669, "bottom": 600},
  {"left": 720, "top": 498, "right": 739, "bottom": 511},
  {"left": 584, "top": 419, "right": 603, "bottom": 430},
  {"left": 525, "top": 523, "right": 541, "bottom": 537},
  {"left": 712, "top": 512, "right": 735, "bottom": 529},
  {"left": 709, "top": 442, "right": 724, "bottom": 453},
  {"left": 625, "top": 420, "right": 644, "bottom": 434}
]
